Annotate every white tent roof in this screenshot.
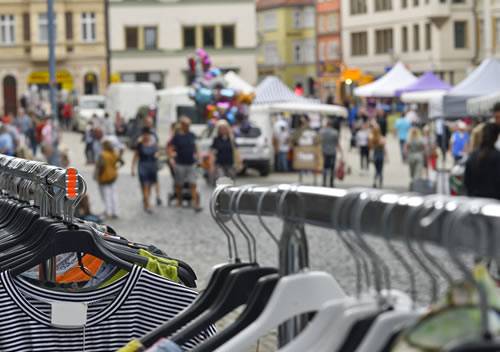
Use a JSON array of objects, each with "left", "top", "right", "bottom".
[
  {"left": 443, "top": 58, "right": 500, "bottom": 118},
  {"left": 254, "top": 76, "right": 308, "bottom": 104},
  {"left": 224, "top": 71, "right": 254, "bottom": 94},
  {"left": 252, "top": 102, "right": 347, "bottom": 117},
  {"left": 354, "top": 62, "right": 417, "bottom": 98},
  {"left": 467, "top": 91, "right": 500, "bottom": 115},
  {"left": 400, "top": 90, "right": 448, "bottom": 104}
]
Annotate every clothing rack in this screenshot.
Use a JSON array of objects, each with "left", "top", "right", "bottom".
[
  {"left": 214, "top": 184, "right": 500, "bottom": 346},
  {"left": 0, "top": 154, "right": 87, "bottom": 280}
]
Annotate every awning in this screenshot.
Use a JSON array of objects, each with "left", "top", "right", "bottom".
[
  {"left": 354, "top": 62, "right": 417, "bottom": 98},
  {"left": 252, "top": 102, "right": 348, "bottom": 118},
  {"left": 467, "top": 91, "right": 500, "bottom": 116},
  {"left": 401, "top": 90, "right": 448, "bottom": 104}
]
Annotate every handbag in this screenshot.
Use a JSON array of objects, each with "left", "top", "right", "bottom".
[{"left": 336, "top": 159, "right": 345, "bottom": 181}]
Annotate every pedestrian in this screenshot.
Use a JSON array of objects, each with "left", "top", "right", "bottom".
[
  {"left": 132, "top": 128, "right": 160, "bottom": 214},
  {"left": 320, "top": 119, "right": 342, "bottom": 187},
  {"left": 27, "top": 111, "right": 39, "bottom": 156},
  {"left": 211, "top": 120, "right": 236, "bottom": 179},
  {"left": 61, "top": 101, "right": 73, "bottom": 130},
  {"left": 143, "top": 115, "right": 162, "bottom": 205},
  {"left": 405, "top": 127, "right": 426, "bottom": 181},
  {"left": 422, "top": 124, "right": 438, "bottom": 175},
  {"left": 394, "top": 114, "right": 411, "bottom": 162},
  {"left": 95, "top": 140, "right": 120, "bottom": 219},
  {"left": 435, "top": 118, "right": 451, "bottom": 162},
  {"left": 102, "top": 112, "right": 115, "bottom": 136},
  {"left": 377, "top": 112, "right": 388, "bottom": 137},
  {"left": 274, "top": 119, "right": 289, "bottom": 172},
  {"left": 489, "top": 102, "right": 500, "bottom": 150},
  {"left": 450, "top": 121, "right": 470, "bottom": 164},
  {"left": 404, "top": 104, "right": 420, "bottom": 126},
  {"left": 84, "top": 121, "right": 95, "bottom": 164},
  {"left": 464, "top": 123, "right": 500, "bottom": 200},
  {"left": 0, "top": 123, "right": 15, "bottom": 156},
  {"left": 356, "top": 122, "right": 370, "bottom": 174},
  {"left": 168, "top": 116, "right": 202, "bottom": 212},
  {"left": 369, "top": 125, "right": 386, "bottom": 188}
]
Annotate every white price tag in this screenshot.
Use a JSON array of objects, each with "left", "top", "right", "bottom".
[{"left": 51, "top": 302, "right": 88, "bottom": 328}]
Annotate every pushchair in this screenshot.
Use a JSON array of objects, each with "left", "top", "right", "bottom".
[{"left": 167, "top": 160, "right": 200, "bottom": 207}]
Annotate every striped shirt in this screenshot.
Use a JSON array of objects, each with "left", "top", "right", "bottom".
[{"left": 0, "top": 266, "right": 215, "bottom": 351}]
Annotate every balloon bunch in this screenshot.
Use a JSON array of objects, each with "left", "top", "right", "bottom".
[{"left": 188, "top": 48, "right": 254, "bottom": 126}]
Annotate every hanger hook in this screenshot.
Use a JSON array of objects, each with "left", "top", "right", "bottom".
[
  {"left": 257, "top": 185, "right": 281, "bottom": 248},
  {"left": 211, "top": 184, "right": 238, "bottom": 262},
  {"left": 235, "top": 184, "right": 259, "bottom": 263},
  {"left": 229, "top": 186, "right": 254, "bottom": 263}
]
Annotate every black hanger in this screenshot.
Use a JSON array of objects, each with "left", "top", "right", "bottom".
[
  {"left": 140, "top": 262, "right": 252, "bottom": 348},
  {"left": 9, "top": 222, "right": 134, "bottom": 276},
  {"left": 169, "top": 266, "right": 278, "bottom": 346},
  {"left": 191, "top": 273, "right": 280, "bottom": 352}
]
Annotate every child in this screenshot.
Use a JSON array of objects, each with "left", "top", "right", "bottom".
[{"left": 96, "top": 140, "right": 120, "bottom": 219}]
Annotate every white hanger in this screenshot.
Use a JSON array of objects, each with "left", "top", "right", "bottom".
[{"left": 214, "top": 271, "right": 346, "bottom": 352}]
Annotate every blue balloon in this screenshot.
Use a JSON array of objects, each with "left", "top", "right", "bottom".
[{"left": 195, "top": 88, "right": 213, "bottom": 105}]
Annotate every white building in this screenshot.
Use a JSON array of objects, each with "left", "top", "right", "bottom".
[
  {"left": 341, "top": 0, "right": 483, "bottom": 84},
  {"left": 109, "top": 0, "right": 257, "bottom": 89}
]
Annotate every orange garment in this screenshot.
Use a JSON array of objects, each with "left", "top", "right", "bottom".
[{"left": 56, "top": 254, "right": 104, "bottom": 283}]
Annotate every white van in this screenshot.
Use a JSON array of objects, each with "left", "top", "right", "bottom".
[
  {"left": 74, "top": 95, "right": 106, "bottom": 132},
  {"left": 106, "top": 83, "right": 156, "bottom": 122}
]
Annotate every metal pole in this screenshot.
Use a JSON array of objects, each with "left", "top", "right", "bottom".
[
  {"left": 47, "top": 0, "right": 57, "bottom": 123},
  {"left": 104, "top": 0, "right": 111, "bottom": 85}
]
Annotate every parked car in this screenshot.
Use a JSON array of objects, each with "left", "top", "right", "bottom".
[{"left": 74, "top": 95, "right": 106, "bottom": 132}]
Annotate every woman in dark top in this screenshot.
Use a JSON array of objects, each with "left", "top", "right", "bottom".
[
  {"left": 211, "top": 121, "right": 235, "bottom": 179},
  {"left": 464, "top": 123, "right": 500, "bottom": 200},
  {"left": 132, "top": 128, "right": 159, "bottom": 213}
]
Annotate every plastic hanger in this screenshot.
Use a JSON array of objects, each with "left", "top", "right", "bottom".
[
  {"left": 139, "top": 184, "right": 253, "bottom": 348},
  {"left": 216, "top": 187, "right": 346, "bottom": 352}
]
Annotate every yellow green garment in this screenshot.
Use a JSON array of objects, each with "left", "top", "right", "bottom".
[
  {"left": 392, "top": 264, "right": 500, "bottom": 351},
  {"left": 101, "top": 249, "right": 180, "bottom": 287},
  {"left": 117, "top": 339, "right": 145, "bottom": 352}
]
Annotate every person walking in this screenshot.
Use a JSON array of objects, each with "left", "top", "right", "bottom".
[
  {"left": 320, "top": 119, "right": 342, "bottom": 187},
  {"left": 168, "top": 116, "right": 202, "bottom": 212},
  {"left": 132, "top": 128, "right": 160, "bottom": 214},
  {"left": 84, "top": 121, "right": 95, "bottom": 164},
  {"left": 356, "top": 122, "right": 370, "bottom": 174},
  {"left": 211, "top": 120, "right": 236, "bottom": 179},
  {"left": 394, "top": 114, "right": 411, "bottom": 162},
  {"left": 464, "top": 123, "right": 500, "bottom": 200},
  {"left": 96, "top": 140, "right": 120, "bottom": 219},
  {"left": 274, "top": 119, "right": 289, "bottom": 172},
  {"left": 0, "top": 123, "right": 15, "bottom": 156},
  {"left": 450, "top": 121, "right": 470, "bottom": 164},
  {"left": 369, "top": 125, "right": 386, "bottom": 188},
  {"left": 61, "top": 101, "right": 73, "bottom": 130},
  {"left": 405, "top": 127, "right": 426, "bottom": 181}
]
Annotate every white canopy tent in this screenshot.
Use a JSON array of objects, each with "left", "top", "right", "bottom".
[
  {"left": 252, "top": 102, "right": 348, "bottom": 118},
  {"left": 400, "top": 90, "right": 447, "bottom": 104},
  {"left": 224, "top": 71, "right": 254, "bottom": 94},
  {"left": 354, "top": 62, "right": 417, "bottom": 97},
  {"left": 467, "top": 91, "right": 500, "bottom": 116}
]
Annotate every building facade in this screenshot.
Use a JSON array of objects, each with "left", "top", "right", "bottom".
[
  {"left": 316, "top": 0, "right": 341, "bottom": 101},
  {"left": 0, "top": 0, "right": 107, "bottom": 114},
  {"left": 256, "top": 0, "right": 316, "bottom": 95},
  {"left": 109, "top": 0, "right": 257, "bottom": 90},
  {"left": 341, "top": 0, "right": 479, "bottom": 85}
]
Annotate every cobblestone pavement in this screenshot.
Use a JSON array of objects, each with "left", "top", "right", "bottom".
[{"left": 61, "top": 131, "right": 461, "bottom": 351}]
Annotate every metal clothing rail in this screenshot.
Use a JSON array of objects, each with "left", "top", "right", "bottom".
[{"left": 215, "top": 185, "right": 500, "bottom": 259}]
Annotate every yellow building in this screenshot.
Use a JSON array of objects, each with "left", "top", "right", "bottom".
[
  {"left": 256, "top": 0, "right": 316, "bottom": 95},
  {"left": 0, "top": 0, "right": 107, "bottom": 114}
]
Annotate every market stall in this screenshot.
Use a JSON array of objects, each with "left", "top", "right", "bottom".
[{"left": 467, "top": 91, "right": 500, "bottom": 116}]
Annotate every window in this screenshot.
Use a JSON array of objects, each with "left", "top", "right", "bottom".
[
  {"left": 263, "top": 42, "right": 279, "bottom": 64},
  {"left": 413, "top": 24, "right": 420, "bottom": 51},
  {"left": 402, "top": 26, "right": 408, "bottom": 52},
  {"left": 375, "top": 0, "right": 392, "bottom": 11},
  {"left": 351, "top": 0, "right": 367, "bottom": 14},
  {"left": 325, "top": 13, "right": 339, "bottom": 33},
  {"left": 0, "top": 15, "right": 15, "bottom": 45},
  {"left": 22, "top": 13, "right": 29, "bottom": 42},
  {"left": 125, "top": 26, "right": 138, "bottom": 49},
  {"left": 293, "top": 8, "right": 302, "bottom": 28},
  {"left": 81, "top": 12, "right": 96, "bottom": 42},
  {"left": 65, "top": 12, "right": 73, "bottom": 40},
  {"left": 425, "top": 22, "right": 432, "bottom": 50},
  {"left": 183, "top": 26, "right": 196, "bottom": 48},
  {"left": 318, "top": 41, "right": 326, "bottom": 61},
  {"left": 202, "top": 26, "right": 215, "bottom": 48},
  {"left": 38, "top": 13, "right": 56, "bottom": 43},
  {"left": 144, "top": 26, "right": 157, "bottom": 50},
  {"left": 262, "top": 11, "right": 277, "bottom": 31},
  {"left": 351, "top": 31, "right": 368, "bottom": 55},
  {"left": 327, "top": 40, "right": 340, "bottom": 60},
  {"left": 454, "top": 21, "right": 467, "bottom": 48},
  {"left": 402, "top": 0, "right": 408, "bottom": 8},
  {"left": 222, "top": 25, "right": 235, "bottom": 47},
  {"left": 375, "top": 28, "right": 393, "bottom": 54},
  {"left": 303, "top": 7, "right": 315, "bottom": 28},
  {"left": 303, "top": 39, "right": 315, "bottom": 63},
  {"left": 293, "top": 41, "right": 303, "bottom": 63}
]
